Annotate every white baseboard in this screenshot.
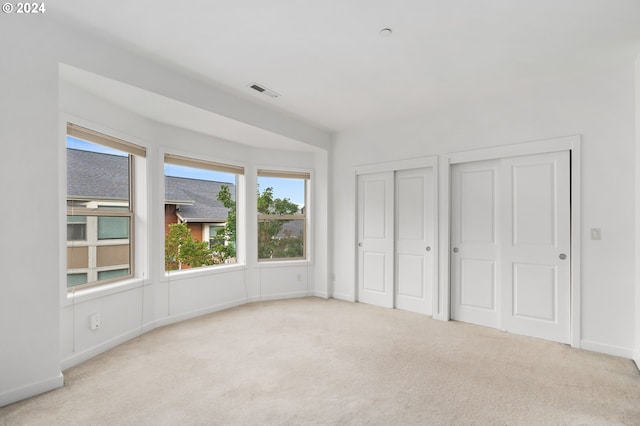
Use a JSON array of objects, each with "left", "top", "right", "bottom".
[
  {"left": 245, "top": 292, "right": 316, "bottom": 304},
  {"left": 61, "top": 328, "right": 143, "bottom": 370},
  {"left": 313, "top": 291, "right": 328, "bottom": 299},
  {"left": 634, "top": 351, "right": 640, "bottom": 371},
  {"left": 580, "top": 340, "right": 635, "bottom": 359},
  {"left": 332, "top": 292, "right": 356, "bottom": 302},
  {"left": 150, "top": 297, "right": 248, "bottom": 330},
  {"left": 256, "top": 291, "right": 309, "bottom": 302},
  {"left": 0, "top": 372, "right": 64, "bottom": 408}
]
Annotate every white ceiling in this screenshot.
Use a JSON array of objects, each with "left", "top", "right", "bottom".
[
  {"left": 54, "top": 0, "right": 640, "bottom": 133},
  {"left": 60, "top": 64, "right": 321, "bottom": 152}
]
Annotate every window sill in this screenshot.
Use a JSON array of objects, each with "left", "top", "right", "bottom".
[
  {"left": 63, "top": 277, "right": 147, "bottom": 306},
  {"left": 257, "top": 259, "right": 312, "bottom": 268},
  {"left": 163, "top": 263, "right": 246, "bottom": 282}
]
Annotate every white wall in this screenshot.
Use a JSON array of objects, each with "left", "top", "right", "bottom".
[
  {"left": 332, "top": 49, "right": 638, "bottom": 358},
  {"left": 1, "top": 14, "right": 330, "bottom": 406},
  {"left": 0, "top": 15, "right": 64, "bottom": 407}
]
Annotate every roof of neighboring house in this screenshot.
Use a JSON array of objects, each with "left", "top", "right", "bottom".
[
  {"left": 165, "top": 176, "right": 234, "bottom": 222},
  {"left": 67, "top": 148, "right": 129, "bottom": 201},
  {"left": 67, "top": 148, "right": 234, "bottom": 222}
]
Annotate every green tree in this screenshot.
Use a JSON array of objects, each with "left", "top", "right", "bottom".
[
  {"left": 211, "top": 185, "right": 236, "bottom": 263},
  {"left": 165, "top": 223, "right": 215, "bottom": 271},
  {"left": 257, "top": 186, "right": 304, "bottom": 259}
]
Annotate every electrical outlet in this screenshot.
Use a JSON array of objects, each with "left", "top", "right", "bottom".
[
  {"left": 90, "top": 313, "right": 100, "bottom": 330},
  {"left": 590, "top": 228, "right": 601, "bottom": 240}
]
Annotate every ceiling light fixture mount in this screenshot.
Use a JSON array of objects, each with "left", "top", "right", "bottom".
[{"left": 379, "top": 28, "right": 392, "bottom": 37}]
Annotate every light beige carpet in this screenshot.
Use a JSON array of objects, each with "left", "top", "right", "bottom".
[{"left": 2, "top": 297, "right": 639, "bottom": 425}]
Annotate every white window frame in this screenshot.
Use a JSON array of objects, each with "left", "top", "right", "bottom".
[
  {"left": 257, "top": 169, "right": 310, "bottom": 262},
  {"left": 66, "top": 123, "right": 146, "bottom": 291},
  {"left": 164, "top": 153, "right": 245, "bottom": 273}
]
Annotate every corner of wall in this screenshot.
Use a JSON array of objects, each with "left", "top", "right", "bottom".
[{"left": 0, "top": 373, "right": 64, "bottom": 408}]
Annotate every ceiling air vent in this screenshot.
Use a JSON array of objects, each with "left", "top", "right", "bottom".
[{"left": 248, "top": 82, "right": 280, "bottom": 98}]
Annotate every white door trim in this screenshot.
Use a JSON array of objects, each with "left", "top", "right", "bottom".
[
  {"left": 439, "top": 135, "right": 581, "bottom": 348},
  {"left": 355, "top": 156, "right": 439, "bottom": 315},
  {"left": 355, "top": 156, "right": 438, "bottom": 175}
]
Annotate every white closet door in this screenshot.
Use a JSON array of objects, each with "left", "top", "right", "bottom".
[
  {"left": 451, "top": 160, "right": 501, "bottom": 328},
  {"left": 357, "top": 172, "right": 394, "bottom": 308},
  {"left": 395, "top": 167, "right": 434, "bottom": 315},
  {"left": 501, "top": 151, "right": 571, "bottom": 343},
  {"left": 451, "top": 151, "right": 571, "bottom": 344}
]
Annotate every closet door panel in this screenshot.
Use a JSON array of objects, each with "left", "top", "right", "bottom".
[
  {"left": 396, "top": 167, "right": 434, "bottom": 314},
  {"left": 357, "top": 172, "right": 394, "bottom": 308}
]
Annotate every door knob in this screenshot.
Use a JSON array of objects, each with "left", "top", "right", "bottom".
[
  {"left": 453, "top": 247, "right": 459, "bottom": 253},
  {"left": 358, "top": 242, "right": 362, "bottom": 247},
  {"left": 559, "top": 253, "right": 567, "bottom": 260},
  {"left": 426, "top": 246, "right": 431, "bottom": 251}
]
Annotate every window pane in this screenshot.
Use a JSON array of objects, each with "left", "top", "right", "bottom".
[
  {"left": 258, "top": 219, "right": 305, "bottom": 260},
  {"left": 257, "top": 177, "right": 305, "bottom": 213},
  {"left": 164, "top": 159, "right": 238, "bottom": 271},
  {"left": 67, "top": 215, "right": 86, "bottom": 223},
  {"left": 97, "top": 268, "right": 129, "bottom": 281},
  {"left": 67, "top": 137, "right": 130, "bottom": 210},
  {"left": 67, "top": 273, "right": 88, "bottom": 288},
  {"left": 67, "top": 216, "right": 86, "bottom": 241},
  {"left": 257, "top": 174, "right": 307, "bottom": 261},
  {"left": 67, "top": 224, "right": 86, "bottom": 241},
  {"left": 98, "top": 216, "right": 129, "bottom": 240}
]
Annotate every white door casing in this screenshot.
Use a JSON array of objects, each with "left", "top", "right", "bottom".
[
  {"left": 395, "top": 168, "right": 434, "bottom": 315},
  {"left": 357, "top": 172, "right": 394, "bottom": 308}
]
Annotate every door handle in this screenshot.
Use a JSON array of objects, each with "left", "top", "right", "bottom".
[
  {"left": 358, "top": 242, "right": 362, "bottom": 247},
  {"left": 426, "top": 246, "right": 431, "bottom": 251},
  {"left": 559, "top": 253, "right": 567, "bottom": 260},
  {"left": 453, "top": 247, "right": 459, "bottom": 253}
]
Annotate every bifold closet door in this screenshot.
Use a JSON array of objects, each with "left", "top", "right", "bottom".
[
  {"left": 451, "top": 151, "right": 571, "bottom": 344},
  {"left": 357, "top": 172, "right": 394, "bottom": 308},
  {"left": 395, "top": 168, "right": 434, "bottom": 315}
]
